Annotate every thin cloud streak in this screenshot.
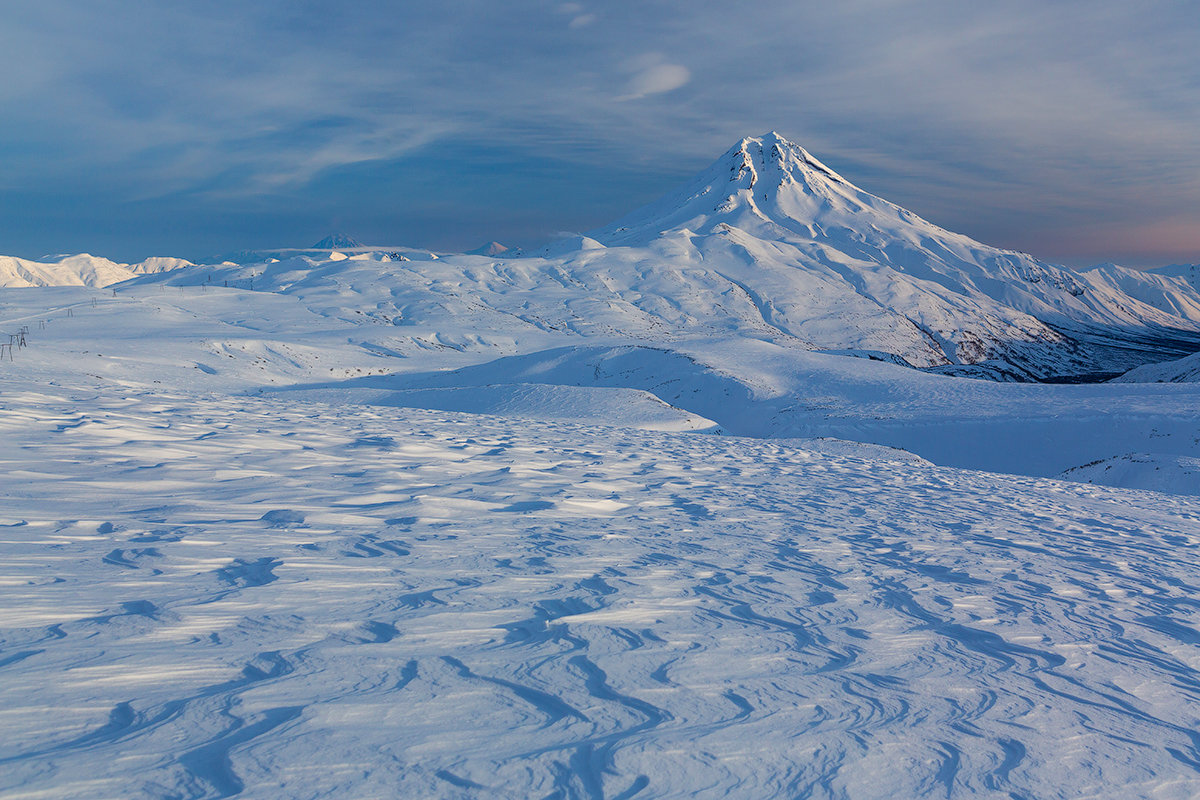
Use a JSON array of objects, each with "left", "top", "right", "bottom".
[{"left": 0, "top": 0, "right": 1196, "bottom": 264}]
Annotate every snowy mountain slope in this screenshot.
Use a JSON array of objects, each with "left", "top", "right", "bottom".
[
  {"left": 312, "top": 233, "right": 364, "bottom": 249},
  {"left": 1, "top": 254, "right": 135, "bottom": 288},
  {"left": 1147, "top": 262, "right": 1200, "bottom": 287},
  {"left": 129, "top": 256, "right": 195, "bottom": 275},
  {"left": 1113, "top": 350, "right": 1200, "bottom": 383},
  {"left": 0, "top": 253, "right": 194, "bottom": 288},
  {"left": 209, "top": 244, "right": 436, "bottom": 266},
  {"left": 467, "top": 241, "right": 512, "bottom": 256},
  {"left": 131, "top": 238, "right": 1196, "bottom": 386},
  {"left": 1082, "top": 263, "right": 1200, "bottom": 318},
  {"left": 1057, "top": 453, "right": 1200, "bottom": 496},
  {"left": 585, "top": 133, "right": 1200, "bottom": 374}
]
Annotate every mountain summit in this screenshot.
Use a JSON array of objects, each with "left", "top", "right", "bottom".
[
  {"left": 579, "top": 132, "right": 1200, "bottom": 377},
  {"left": 592, "top": 132, "right": 865, "bottom": 245},
  {"left": 312, "top": 233, "right": 364, "bottom": 249},
  {"left": 468, "top": 241, "right": 512, "bottom": 257}
]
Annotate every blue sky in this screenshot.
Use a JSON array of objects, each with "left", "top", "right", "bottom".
[{"left": 2, "top": 0, "right": 1198, "bottom": 266}]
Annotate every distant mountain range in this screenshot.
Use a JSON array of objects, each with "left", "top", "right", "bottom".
[
  {"left": 311, "top": 233, "right": 364, "bottom": 249},
  {"left": 5, "top": 133, "right": 1200, "bottom": 380},
  {"left": 0, "top": 253, "right": 192, "bottom": 289}
]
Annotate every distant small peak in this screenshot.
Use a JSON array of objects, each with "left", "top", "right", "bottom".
[
  {"left": 467, "top": 241, "right": 511, "bottom": 256},
  {"left": 312, "top": 233, "right": 363, "bottom": 249}
]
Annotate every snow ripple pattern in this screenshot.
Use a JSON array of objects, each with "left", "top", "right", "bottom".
[{"left": 2, "top": 391, "right": 1200, "bottom": 798}]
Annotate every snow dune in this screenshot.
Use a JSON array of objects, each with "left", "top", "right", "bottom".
[
  {"left": 281, "top": 339, "right": 1200, "bottom": 479},
  {"left": 4, "top": 388, "right": 1200, "bottom": 798}
]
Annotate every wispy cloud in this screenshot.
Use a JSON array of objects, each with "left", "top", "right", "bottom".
[
  {"left": 617, "top": 55, "right": 691, "bottom": 101},
  {"left": 0, "top": 0, "right": 1197, "bottom": 263},
  {"left": 555, "top": 3, "right": 597, "bottom": 30}
]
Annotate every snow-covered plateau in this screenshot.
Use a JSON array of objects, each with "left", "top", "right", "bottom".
[{"left": 3, "top": 134, "right": 1200, "bottom": 799}]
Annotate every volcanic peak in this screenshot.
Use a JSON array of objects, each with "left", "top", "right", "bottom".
[{"left": 728, "top": 132, "right": 848, "bottom": 191}]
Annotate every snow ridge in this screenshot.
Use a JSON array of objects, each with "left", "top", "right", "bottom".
[{"left": 0, "top": 253, "right": 194, "bottom": 288}]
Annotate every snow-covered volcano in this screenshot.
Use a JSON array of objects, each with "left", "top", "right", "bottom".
[
  {"left": 312, "top": 233, "right": 364, "bottom": 249},
  {"left": 582, "top": 132, "right": 1200, "bottom": 377},
  {"left": 53, "top": 132, "right": 1200, "bottom": 381},
  {"left": 592, "top": 131, "right": 900, "bottom": 244}
]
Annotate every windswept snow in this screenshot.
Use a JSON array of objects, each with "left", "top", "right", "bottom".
[
  {"left": 2, "top": 280, "right": 1200, "bottom": 798},
  {"left": 4, "top": 133, "right": 1200, "bottom": 798},
  {"left": 285, "top": 340, "right": 1200, "bottom": 478},
  {"left": 4, "top": 382, "right": 1200, "bottom": 798},
  {"left": 286, "top": 382, "right": 719, "bottom": 432}
]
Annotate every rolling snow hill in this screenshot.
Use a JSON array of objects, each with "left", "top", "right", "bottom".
[{"left": 0, "top": 253, "right": 193, "bottom": 288}]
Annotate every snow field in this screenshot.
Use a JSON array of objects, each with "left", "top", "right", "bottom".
[
  {"left": 3, "top": 387, "right": 1200, "bottom": 798},
  {"left": 4, "top": 180, "right": 1200, "bottom": 797}
]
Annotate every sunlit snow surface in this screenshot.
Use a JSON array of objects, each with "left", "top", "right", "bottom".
[{"left": 3, "top": 288, "right": 1200, "bottom": 798}]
